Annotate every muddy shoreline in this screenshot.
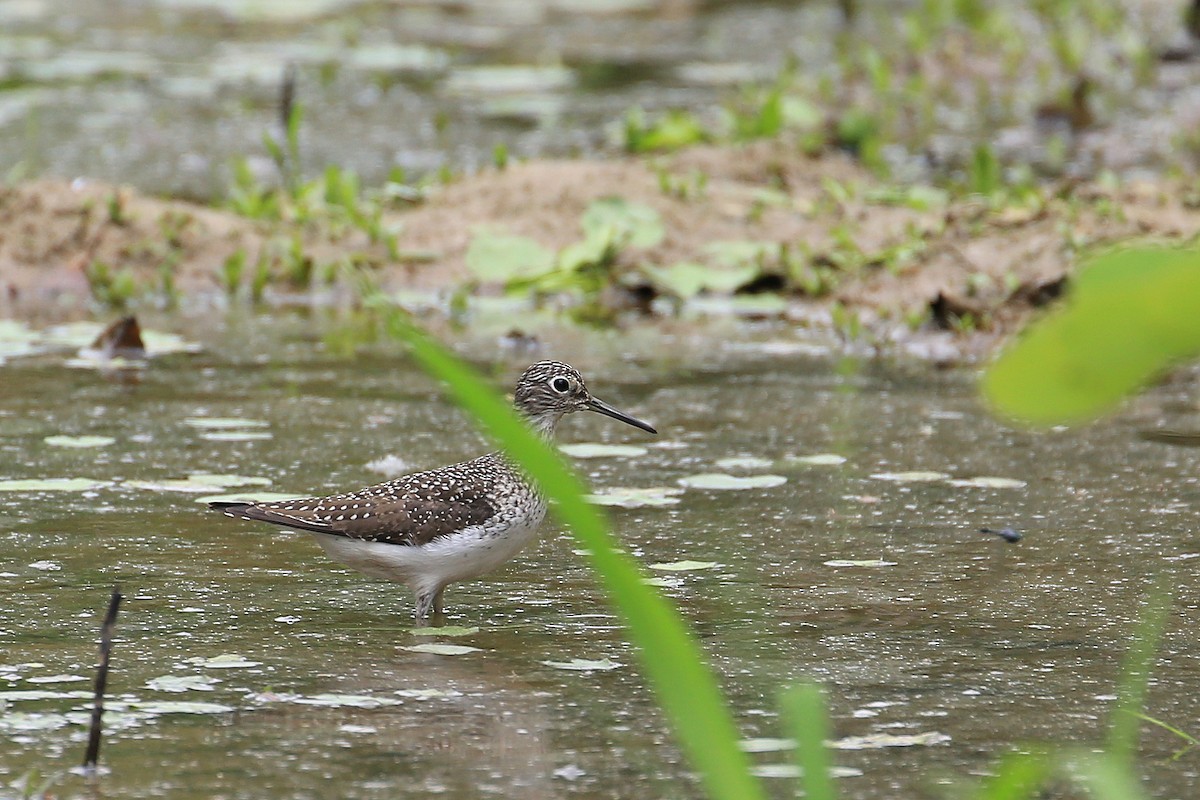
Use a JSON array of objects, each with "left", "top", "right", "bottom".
[{"left": 4, "top": 143, "right": 1199, "bottom": 348}]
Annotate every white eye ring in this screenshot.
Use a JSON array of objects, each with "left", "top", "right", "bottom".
[{"left": 550, "top": 377, "right": 571, "bottom": 393}]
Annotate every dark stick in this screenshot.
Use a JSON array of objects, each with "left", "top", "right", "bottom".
[{"left": 83, "top": 586, "right": 123, "bottom": 770}]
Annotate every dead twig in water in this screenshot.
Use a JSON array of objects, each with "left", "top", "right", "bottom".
[{"left": 83, "top": 586, "right": 123, "bottom": 771}]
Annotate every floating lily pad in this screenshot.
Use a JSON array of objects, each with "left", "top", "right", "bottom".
[
  {"left": 560, "top": 443, "right": 648, "bottom": 459},
  {"left": 786, "top": 453, "right": 848, "bottom": 466},
  {"left": 196, "top": 491, "right": 306, "bottom": 504},
  {"left": 740, "top": 737, "right": 796, "bottom": 753},
  {"left": 294, "top": 693, "right": 402, "bottom": 708},
  {"left": 184, "top": 417, "right": 269, "bottom": 429},
  {"left": 586, "top": 486, "right": 684, "bottom": 508},
  {"left": 830, "top": 731, "right": 950, "bottom": 749},
  {"left": 131, "top": 700, "right": 235, "bottom": 715},
  {"left": 678, "top": 473, "right": 786, "bottom": 490},
  {"left": 43, "top": 434, "right": 115, "bottom": 448},
  {"left": 750, "top": 764, "right": 864, "bottom": 779},
  {"left": 643, "top": 576, "right": 681, "bottom": 588},
  {"left": 402, "top": 643, "right": 481, "bottom": 656},
  {"left": 715, "top": 456, "right": 774, "bottom": 470},
  {"left": 183, "top": 654, "right": 261, "bottom": 669},
  {"left": 540, "top": 658, "right": 621, "bottom": 671},
  {"left": 946, "top": 476, "right": 1027, "bottom": 489},
  {"left": 648, "top": 560, "right": 718, "bottom": 572},
  {"left": 147, "top": 675, "right": 220, "bottom": 693},
  {"left": 0, "top": 712, "right": 70, "bottom": 731},
  {"left": 407, "top": 626, "right": 479, "bottom": 637},
  {"left": 824, "top": 559, "right": 897, "bottom": 568},
  {"left": 0, "top": 690, "right": 92, "bottom": 702},
  {"left": 29, "top": 561, "right": 61, "bottom": 571},
  {"left": 0, "top": 478, "right": 108, "bottom": 492},
  {"left": 200, "top": 431, "right": 273, "bottom": 442},
  {"left": 394, "top": 688, "right": 463, "bottom": 699},
  {"left": 187, "top": 474, "right": 273, "bottom": 488},
  {"left": 125, "top": 479, "right": 215, "bottom": 493},
  {"left": 869, "top": 471, "right": 950, "bottom": 483},
  {"left": 25, "top": 674, "right": 87, "bottom": 684}
]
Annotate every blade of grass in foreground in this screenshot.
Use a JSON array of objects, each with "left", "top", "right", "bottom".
[
  {"left": 781, "top": 683, "right": 836, "bottom": 800},
  {"left": 381, "top": 306, "right": 765, "bottom": 800},
  {"left": 1107, "top": 581, "right": 1171, "bottom": 764}
]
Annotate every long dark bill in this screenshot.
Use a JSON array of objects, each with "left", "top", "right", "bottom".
[{"left": 586, "top": 397, "right": 657, "bottom": 434}]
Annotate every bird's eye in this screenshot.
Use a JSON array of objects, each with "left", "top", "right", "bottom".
[{"left": 550, "top": 377, "right": 571, "bottom": 393}]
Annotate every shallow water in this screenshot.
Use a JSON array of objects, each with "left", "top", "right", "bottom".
[
  {"left": 3, "top": 0, "right": 1199, "bottom": 198},
  {"left": 3, "top": 312, "right": 1200, "bottom": 798}
]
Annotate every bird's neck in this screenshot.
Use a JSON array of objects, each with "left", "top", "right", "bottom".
[{"left": 521, "top": 410, "right": 562, "bottom": 440}]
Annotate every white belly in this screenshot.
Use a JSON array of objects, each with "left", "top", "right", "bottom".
[{"left": 307, "top": 505, "right": 546, "bottom": 595}]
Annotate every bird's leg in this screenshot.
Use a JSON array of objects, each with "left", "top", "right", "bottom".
[
  {"left": 414, "top": 591, "right": 436, "bottom": 627},
  {"left": 432, "top": 586, "right": 446, "bottom": 616}
]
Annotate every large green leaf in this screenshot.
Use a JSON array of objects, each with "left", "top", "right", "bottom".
[
  {"left": 643, "top": 261, "right": 761, "bottom": 298},
  {"left": 465, "top": 230, "right": 556, "bottom": 283},
  {"left": 982, "top": 247, "right": 1200, "bottom": 425},
  {"left": 581, "top": 197, "right": 664, "bottom": 249}
]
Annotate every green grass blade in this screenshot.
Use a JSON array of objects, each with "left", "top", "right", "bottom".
[
  {"left": 380, "top": 306, "right": 765, "bottom": 800},
  {"left": 1061, "top": 750, "right": 1149, "bottom": 800},
  {"left": 973, "top": 751, "right": 1053, "bottom": 800},
  {"left": 1107, "top": 582, "right": 1172, "bottom": 763},
  {"left": 781, "top": 683, "right": 836, "bottom": 800}
]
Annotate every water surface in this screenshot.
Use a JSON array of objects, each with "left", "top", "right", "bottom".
[{"left": 2, "top": 312, "right": 1200, "bottom": 798}]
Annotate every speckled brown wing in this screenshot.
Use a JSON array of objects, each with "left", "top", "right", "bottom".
[{"left": 210, "top": 456, "right": 501, "bottom": 547}]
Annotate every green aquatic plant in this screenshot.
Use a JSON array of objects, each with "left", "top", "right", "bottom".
[{"left": 983, "top": 246, "right": 1200, "bottom": 426}]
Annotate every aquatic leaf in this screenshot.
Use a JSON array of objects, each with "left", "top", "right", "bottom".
[
  {"left": 184, "top": 417, "right": 269, "bottom": 429},
  {"left": 649, "top": 560, "right": 718, "bottom": 572},
  {"left": 824, "top": 559, "right": 897, "bottom": 568},
  {"left": 402, "top": 643, "right": 481, "bottom": 656},
  {"left": 786, "top": 453, "right": 847, "bottom": 466},
  {"left": 0, "top": 478, "right": 108, "bottom": 492},
  {"left": 25, "top": 674, "right": 87, "bottom": 684},
  {"left": 830, "top": 731, "right": 950, "bottom": 749},
  {"left": 749, "top": 764, "right": 863, "bottom": 779},
  {"left": 947, "top": 476, "right": 1027, "bottom": 489},
  {"left": 146, "top": 675, "right": 220, "bottom": 692},
  {"left": 541, "top": 658, "right": 621, "bottom": 671},
  {"left": 28, "top": 561, "right": 61, "bottom": 571},
  {"left": 0, "top": 712, "right": 70, "bottom": 731},
  {"left": 195, "top": 491, "right": 307, "bottom": 504},
  {"left": 43, "top": 434, "right": 115, "bottom": 448},
  {"left": 293, "top": 693, "right": 402, "bottom": 708},
  {"left": 643, "top": 576, "right": 682, "bottom": 588},
  {"left": 465, "top": 230, "right": 556, "bottom": 283},
  {"left": 715, "top": 457, "right": 774, "bottom": 470},
  {"left": 139, "top": 330, "right": 203, "bottom": 356},
  {"left": 983, "top": 248, "right": 1200, "bottom": 426},
  {"left": 407, "top": 626, "right": 479, "bottom": 637},
  {"left": 201, "top": 431, "right": 273, "bottom": 442},
  {"left": 581, "top": 197, "right": 664, "bottom": 249},
  {"left": 678, "top": 473, "right": 786, "bottom": 490},
  {"left": 740, "top": 737, "right": 796, "bottom": 753},
  {"left": 642, "top": 261, "right": 760, "bottom": 299},
  {"left": 560, "top": 443, "right": 648, "bottom": 458},
  {"left": 183, "top": 654, "right": 262, "bottom": 669},
  {"left": 394, "top": 688, "right": 463, "bottom": 699},
  {"left": 586, "top": 486, "right": 684, "bottom": 508},
  {"left": 125, "top": 479, "right": 214, "bottom": 493},
  {"left": 131, "top": 700, "right": 236, "bottom": 714},
  {"left": 187, "top": 474, "right": 273, "bottom": 488},
  {"left": 703, "top": 240, "right": 771, "bottom": 269},
  {"left": 446, "top": 65, "right": 573, "bottom": 94},
  {"left": 869, "top": 471, "right": 949, "bottom": 483},
  {"left": 0, "top": 689, "right": 92, "bottom": 701}
]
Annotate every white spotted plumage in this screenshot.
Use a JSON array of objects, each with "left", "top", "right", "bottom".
[{"left": 210, "top": 360, "right": 656, "bottom": 625}]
